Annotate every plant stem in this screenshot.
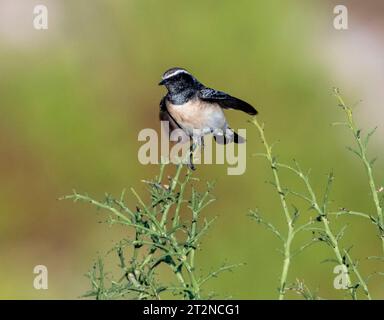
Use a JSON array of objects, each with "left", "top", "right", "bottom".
[
  {"left": 344, "top": 250, "right": 371, "bottom": 300},
  {"left": 335, "top": 90, "right": 384, "bottom": 254},
  {"left": 279, "top": 162, "right": 360, "bottom": 299},
  {"left": 252, "top": 117, "right": 294, "bottom": 300},
  {"left": 329, "top": 211, "right": 371, "bottom": 220},
  {"left": 160, "top": 163, "right": 183, "bottom": 227},
  {"left": 157, "top": 164, "right": 201, "bottom": 299},
  {"left": 173, "top": 172, "right": 191, "bottom": 229},
  {"left": 190, "top": 212, "right": 197, "bottom": 272},
  {"left": 280, "top": 230, "right": 294, "bottom": 300},
  {"left": 322, "top": 217, "right": 354, "bottom": 298}
]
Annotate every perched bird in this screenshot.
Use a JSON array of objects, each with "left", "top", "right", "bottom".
[{"left": 159, "top": 67, "right": 257, "bottom": 169}]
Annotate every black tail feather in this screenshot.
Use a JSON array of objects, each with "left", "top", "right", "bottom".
[{"left": 214, "top": 130, "right": 245, "bottom": 144}]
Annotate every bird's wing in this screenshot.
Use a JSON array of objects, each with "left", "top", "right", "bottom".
[
  {"left": 198, "top": 88, "right": 257, "bottom": 115},
  {"left": 159, "top": 96, "right": 182, "bottom": 135}
]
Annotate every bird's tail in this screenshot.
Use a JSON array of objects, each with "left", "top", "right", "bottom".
[
  {"left": 233, "top": 131, "right": 246, "bottom": 144},
  {"left": 214, "top": 128, "right": 246, "bottom": 145}
]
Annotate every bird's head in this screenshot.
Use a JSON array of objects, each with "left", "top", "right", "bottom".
[{"left": 159, "top": 67, "right": 200, "bottom": 95}]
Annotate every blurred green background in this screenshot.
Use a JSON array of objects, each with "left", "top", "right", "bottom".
[{"left": 1, "top": 0, "right": 383, "bottom": 299}]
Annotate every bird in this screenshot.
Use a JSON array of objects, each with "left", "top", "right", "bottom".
[{"left": 158, "top": 67, "right": 257, "bottom": 170}]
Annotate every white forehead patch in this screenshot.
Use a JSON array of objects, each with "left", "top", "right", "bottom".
[{"left": 162, "top": 69, "right": 190, "bottom": 80}]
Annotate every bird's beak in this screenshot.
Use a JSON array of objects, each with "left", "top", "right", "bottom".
[{"left": 158, "top": 79, "right": 166, "bottom": 86}]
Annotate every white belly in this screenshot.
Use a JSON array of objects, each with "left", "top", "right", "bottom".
[{"left": 167, "top": 99, "right": 227, "bottom": 136}]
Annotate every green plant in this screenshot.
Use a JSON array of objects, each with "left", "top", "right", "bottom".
[
  {"left": 250, "top": 89, "right": 382, "bottom": 300},
  {"left": 333, "top": 88, "right": 384, "bottom": 253},
  {"left": 61, "top": 164, "right": 240, "bottom": 300},
  {"left": 61, "top": 90, "right": 382, "bottom": 300}
]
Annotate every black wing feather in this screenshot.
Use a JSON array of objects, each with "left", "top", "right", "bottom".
[{"left": 198, "top": 88, "right": 257, "bottom": 115}]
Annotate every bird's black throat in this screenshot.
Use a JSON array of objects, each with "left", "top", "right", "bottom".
[{"left": 167, "top": 88, "right": 197, "bottom": 105}]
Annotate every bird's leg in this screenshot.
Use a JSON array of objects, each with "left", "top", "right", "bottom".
[
  {"left": 187, "top": 140, "right": 197, "bottom": 171},
  {"left": 200, "top": 135, "right": 205, "bottom": 148}
]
